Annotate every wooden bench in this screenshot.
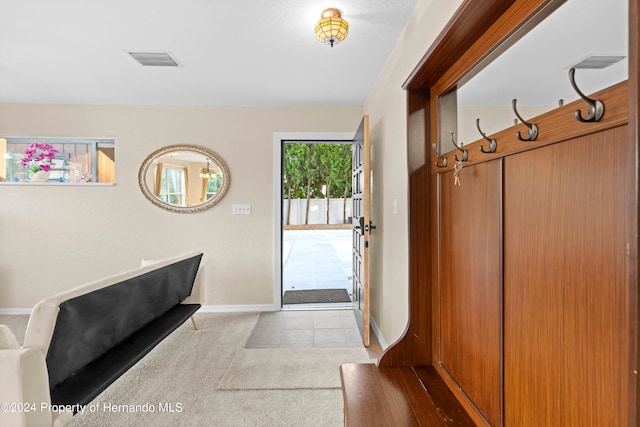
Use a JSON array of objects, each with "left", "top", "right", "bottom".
[{"left": 340, "top": 364, "right": 475, "bottom": 426}]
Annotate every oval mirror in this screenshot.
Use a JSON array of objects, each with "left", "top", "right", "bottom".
[{"left": 138, "top": 144, "right": 230, "bottom": 213}]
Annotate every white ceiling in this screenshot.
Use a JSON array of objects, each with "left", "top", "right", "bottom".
[
  {"left": 0, "top": 0, "right": 629, "bottom": 109},
  {"left": 0, "top": 0, "right": 418, "bottom": 106},
  {"left": 458, "top": 0, "right": 628, "bottom": 107}
]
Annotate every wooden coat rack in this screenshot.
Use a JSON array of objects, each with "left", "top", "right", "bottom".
[{"left": 340, "top": 0, "right": 638, "bottom": 425}]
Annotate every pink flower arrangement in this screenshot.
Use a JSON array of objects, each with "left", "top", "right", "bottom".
[{"left": 21, "top": 142, "right": 58, "bottom": 173}]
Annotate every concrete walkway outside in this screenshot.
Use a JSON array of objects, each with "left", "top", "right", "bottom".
[{"left": 282, "top": 229, "right": 352, "bottom": 308}]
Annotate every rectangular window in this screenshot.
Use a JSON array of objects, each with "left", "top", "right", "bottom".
[
  {"left": 157, "top": 164, "right": 187, "bottom": 206},
  {"left": 1, "top": 137, "right": 115, "bottom": 183}
]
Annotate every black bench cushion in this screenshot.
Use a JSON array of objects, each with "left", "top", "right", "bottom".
[
  {"left": 46, "top": 253, "right": 202, "bottom": 390},
  {"left": 50, "top": 303, "right": 200, "bottom": 407}
]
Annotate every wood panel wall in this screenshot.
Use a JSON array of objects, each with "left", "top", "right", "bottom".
[
  {"left": 503, "top": 126, "right": 630, "bottom": 425},
  {"left": 630, "top": 0, "right": 639, "bottom": 416},
  {"left": 438, "top": 161, "right": 502, "bottom": 425},
  {"left": 429, "top": 93, "right": 631, "bottom": 425}
]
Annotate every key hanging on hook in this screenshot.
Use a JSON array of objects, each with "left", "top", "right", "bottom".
[{"left": 453, "top": 160, "right": 463, "bottom": 186}]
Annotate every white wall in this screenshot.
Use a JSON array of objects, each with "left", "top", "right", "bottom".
[
  {"left": 363, "top": 0, "right": 464, "bottom": 347},
  {"left": 0, "top": 104, "right": 361, "bottom": 308}
]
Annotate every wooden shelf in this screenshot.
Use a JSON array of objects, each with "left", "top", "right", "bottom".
[{"left": 340, "top": 363, "right": 474, "bottom": 426}]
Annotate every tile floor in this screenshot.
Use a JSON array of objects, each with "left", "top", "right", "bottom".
[{"left": 246, "top": 309, "right": 365, "bottom": 350}]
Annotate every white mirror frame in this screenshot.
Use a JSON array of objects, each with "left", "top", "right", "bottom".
[{"left": 138, "top": 144, "right": 230, "bottom": 213}]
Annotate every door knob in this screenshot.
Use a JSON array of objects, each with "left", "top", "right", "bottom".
[{"left": 356, "top": 217, "right": 376, "bottom": 233}]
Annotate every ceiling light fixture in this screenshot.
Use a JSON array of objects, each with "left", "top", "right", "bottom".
[
  {"left": 314, "top": 8, "right": 349, "bottom": 48},
  {"left": 200, "top": 159, "right": 217, "bottom": 179}
]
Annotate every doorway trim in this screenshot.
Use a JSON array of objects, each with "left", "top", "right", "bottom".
[{"left": 272, "top": 131, "right": 354, "bottom": 310}]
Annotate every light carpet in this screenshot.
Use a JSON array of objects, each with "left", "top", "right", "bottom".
[
  {"left": 217, "top": 347, "right": 371, "bottom": 390},
  {"left": 0, "top": 311, "right": 371, "bottom": 427}
]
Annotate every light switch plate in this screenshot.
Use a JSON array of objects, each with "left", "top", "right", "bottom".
[{"left": 232, "top": 204, "right": 251, "bottom": 215}]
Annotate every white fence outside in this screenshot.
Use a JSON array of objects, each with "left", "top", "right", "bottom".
[{"left": 283, "top": 198, "right": 352, "bottom": 225}]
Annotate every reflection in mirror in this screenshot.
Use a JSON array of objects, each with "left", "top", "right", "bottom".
[
  {"left": 138, "top": 145, "right": 230, "bottom": 213},
  {"left": 1, "top": 137, "right": 115, "bottom": 183},
  {"left": 440, "top": 0, "right": 628, "bottom": 148}
]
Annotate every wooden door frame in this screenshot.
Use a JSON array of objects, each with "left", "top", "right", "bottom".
[{"left": 380, "top": 0, "right": 638, "bottom": 422}]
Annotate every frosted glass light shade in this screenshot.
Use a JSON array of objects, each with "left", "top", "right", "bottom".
[{"left": 314, "top": 8, "right": 349, "bottom": 48}]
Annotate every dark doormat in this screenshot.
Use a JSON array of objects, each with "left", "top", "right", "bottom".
[{"left": 283, "top": 288, "right": 352, "bottom": 304}]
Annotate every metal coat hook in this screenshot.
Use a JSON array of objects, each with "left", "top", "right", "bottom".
[
  {"left": 476, "top": 118, "right": 497, "bottom": 153},
  {"left": 450, "top": 133, "right": 468, "bottom": 162},
  {"left": 431, "top": 143, "right": 448, "bottom": 168},
  {"left": 569, "top": 67, "right": 604, "bottom": 122},
  {"left": 512, "top": 98, "right": 538, "bottom": 141}
]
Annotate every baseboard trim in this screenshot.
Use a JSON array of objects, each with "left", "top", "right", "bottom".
[
  {"left": 0, "top": 308, "right": 32, "bottom": 315},
  {"left": 369, "top": 315, "right": 388, "bottom": 350},
  {"left": 198, "top": 304, "right": 277, "bottom": 313}
]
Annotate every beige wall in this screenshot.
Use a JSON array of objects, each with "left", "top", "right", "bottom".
[
  {"left": 0, "top": 104, "right": 361, "bottom": 308},
  {"left": 363, "top": 0, "right": 464, "bottom": 346},
  {"left": 458, "top": 105, "right": 554, "bottom": 145},
  {"left": 2, "top": 0, "right": 478, "bottom": 349}
]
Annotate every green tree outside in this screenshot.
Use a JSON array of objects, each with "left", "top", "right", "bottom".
[{"left": 283, "top": 142, "right": 352, "bottom": 225}]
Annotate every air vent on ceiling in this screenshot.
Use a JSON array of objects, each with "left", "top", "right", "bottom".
[
  {"left": 569, "top": 55, "right": 626, "bottom": 69},
  {"left": 128, "top": 51, "right": 181, "bottom": 67}
]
